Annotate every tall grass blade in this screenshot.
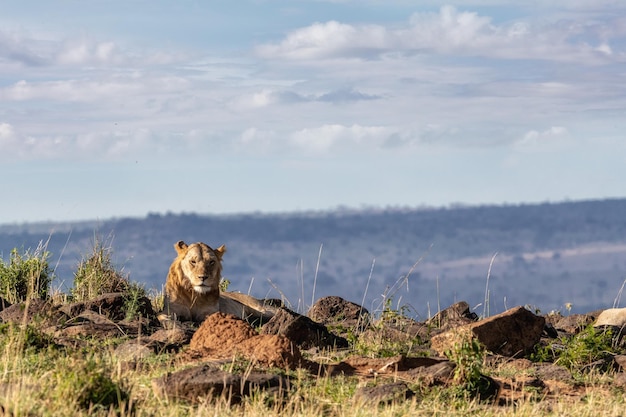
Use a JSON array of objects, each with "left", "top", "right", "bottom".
[
  {"left": 311, "top": 244, "right": 323, "bottom": 306},
  {"left": 483, "top": 252, "right": 498, "bottom": 318}
]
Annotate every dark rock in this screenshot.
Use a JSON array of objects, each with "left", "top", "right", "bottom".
[
  {"left": 261, "top": 308, "right": 348, "bottom": 350},
  {"left": 431, "top": 306, "right": 545, "bottom": 357},
  {"left": 152, "top": 364, "right": 289, "bottom": 404},
  {"left": 0, "top": 299, "right": 67, "bottom": 326},
  {"left": 149, "top": 327, "right": 193, "bottom": 348},
  {"left": 427, "top": 301, "right": 478, "bottom": 328},
  {"left": 59, "top": 292, "right": 155, "bottom": 322},
  {"left": 404, "top": 361, "right": 457, "bottom": 386},
  {"left": 392, "top": 317, "right": 431, "bottom": 338},
  {"left": 580, "top": 358, "right": 613, "bottom": 373},
  {"left": 54, "top": 307, "right": 152, "bottom": 339},
  {"left": 471, "top": 307, "right": 545, "bottom": 356},
  {"left": 307, "top": 296, "right": 370, "bottom": 332},
  {"left": 554, "top": 314, "right": 595, "bottom": 334},
  {"left": 353, "top": 382, "right": 414, "bottom": 405},
  {"left": 543, "top": 323, "right": 559, "bottom": 338},
  {"left": 321, "top": 355, "right": 448, "bottom": 377},
  {"left": 0, "top": 297, "right": 10, "bottom": 312},
  {"left": 533, "top": 363, "right": 573, "bottom": 383},
  {"left": 55, "top": 322, "right": 135, "bottom": 339}
]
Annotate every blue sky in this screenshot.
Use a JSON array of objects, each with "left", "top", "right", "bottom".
[{"left": 1, "top": 1, "right": 625, "bottom": 223}]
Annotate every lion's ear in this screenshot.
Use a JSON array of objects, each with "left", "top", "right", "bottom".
[
  {"left": 174, "top": 241, "right": 188, "bottom": 254},
  {"left": 215, "top": 244, "right": 226, "bottom": 259}
]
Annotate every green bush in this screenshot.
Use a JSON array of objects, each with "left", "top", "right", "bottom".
[
  {"left": 0, "top": 245, "right": 52, "bottom": 304},
  {"left": 53, "top": 356, "right": 128, "bottom": 411},
  {"left": 531, "top": 324, "right": 616, "bottom": 372},
  {"left": 445, "top": 338, "right": 493, "bottom": 399},
  {"left": 72, "top": 236, "right": 129, "bottom": 302},
  {"left": 122, "top": 282, "right": 148, "bottom": 320}
]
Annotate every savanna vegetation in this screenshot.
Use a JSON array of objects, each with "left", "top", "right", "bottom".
[{"left": 1, "top": 237, "right": 626, "bottom": 416}]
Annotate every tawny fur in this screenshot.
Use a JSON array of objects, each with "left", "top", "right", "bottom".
[{"left": 163, "top": 240, "right": 276, "bottom": 323}]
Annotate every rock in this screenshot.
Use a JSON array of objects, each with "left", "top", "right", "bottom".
[
  {"left": 0, "top": 297, "right": 10, "bottom": 312},
  {"left": 431, "top": 306, "right": 545, "bottom": 357},
  {"left": 533, "top": 363, "right": 573, "bottom": 383},
  {"left": 115, "top": 341, "right": 155, "bottom": 361},
  {"left": 70, "top": 310, "right": 117, "bottom": 325},
  {"left": 353, "top": 382, "right": 414, "bottom": 405},
  {"left": 426, "top": 301, "right": 478, "bottom": 328},
  {"left": 149, "top": 328, "right": 193, "bottom": 347},
  {"left": 381, "top": 315, "right": 431, "bottom": 342},
  {"left": 594, "top": 308, "right": 626, "bottom": 328},
  {"left": 614, "top": 372, "right": 626, "bottom": 389},
  {"left": 55, "top": 322, "right": 133, "bottom": 339},
  {"left": 261, "top": 308, "right": 348, "bottom": 350},
  {"left": 0, "top": 299, "right": 67, "bottom": 326},
  {"left": 239, "top": 334, "right": 304, "bottom": 369},
  {"left": 152, "top": 364, "right": 289, "bottom": 404},
  {"left": 355, "top": 323, "right": 433, "bottom": 359},
  {"left": 307, "top": 296, "right": 370, "bottom": 332},
  {"left": 320, "top": 355, "right": 449, "bottom": 377},
  {"left": 405, "top": 361, "right": 457, "bottom": 386},
  {"left": 613, "top": 354, "right": 626, "bottom": 371},
  {"left": 553, "top": 314, "right": 595, "bottom": 334},
  {"left": 54, "top": 308, "right": 150, "bottom": 339},
  {"left": 59, "top": 292, "right": 155, "bottom": 322}
]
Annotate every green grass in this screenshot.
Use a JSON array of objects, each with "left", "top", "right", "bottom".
[
  {"left": 0, "top": 242, "right": 52, "bottom": 303},
  {"left": 71, "top": 233, "right": 132, "bottom": 302}
]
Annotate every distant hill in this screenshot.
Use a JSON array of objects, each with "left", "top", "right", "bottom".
[{"left": 2, "top": 198, "right": 626, "bottom": 316}]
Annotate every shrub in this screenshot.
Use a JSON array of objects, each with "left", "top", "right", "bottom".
[
  {"left": 122, "top": 282, "right": 148, "bottom": 321},
  {"left": 0, "top": 243, "right": 52, "bottom": 304},
  {"left": 531, "top": 324, "right": 616, "bottom": 372},
  {"left": 53, "top": 356, "right": 128, "bottom": 411},
  {"left": 72, "top": 235, "right": 129, "bottom": 302},
  {"left": 445, "top": 338, "right": 494, "bottom": 399}
]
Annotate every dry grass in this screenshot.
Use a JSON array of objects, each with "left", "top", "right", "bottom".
[
  {"left": 0, "top": 316, "right": 625, "bottom": 417},
  {"left": 1, "top": 240, "right": 625, "bottom": 416}
]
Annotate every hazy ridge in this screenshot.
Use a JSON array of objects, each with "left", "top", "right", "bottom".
[{"left": 2, "top": 198, "right": 626, "bottom": 316}]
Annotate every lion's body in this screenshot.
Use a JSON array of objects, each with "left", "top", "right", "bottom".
[{"left": 163, "top": 241, "right": 276, "bottom": 323}]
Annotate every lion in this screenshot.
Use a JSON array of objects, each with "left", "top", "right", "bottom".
[{"left": 162, "top": 240, "right": 277, "bottom": 323}]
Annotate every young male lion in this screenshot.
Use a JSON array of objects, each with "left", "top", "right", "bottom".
[{"left": 163, "top": 240, "right": 277, "bottom": 323}]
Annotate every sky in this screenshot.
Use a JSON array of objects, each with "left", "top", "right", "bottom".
[{"left": 1, "top": 1, "right": 625, "bottom": 224}]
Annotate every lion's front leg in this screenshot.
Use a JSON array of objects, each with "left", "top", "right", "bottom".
[{"left": 162, "top": 295, "right": 194, "bottom": 322}]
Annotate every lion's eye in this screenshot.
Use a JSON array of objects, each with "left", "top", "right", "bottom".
[
  {"left": 189, "top": 259, "right": 197, "bottom": 266},
  {"left": 209, "top": 260, "right": 216, "bottom": 266}
]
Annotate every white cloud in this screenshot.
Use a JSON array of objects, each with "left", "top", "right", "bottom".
[
  {"left": 513, "top": 126, "right": 571, "bottom": 152},
  {"left": 0, "top": 126, "right": 164, "bottom": 161},
  {"left": 290, "top": 124, "right": 391, "bottom": 152},
  {"left": 0, "top": 122, "right": 16, "bottom": 139},
  {"left": 0, "top": 74, "right": 189, "bottom": 103},
  {"left": 257, "top": 5, "right": 620, "bottom": 64},
  {"left": 55, "top": 38, "right": 123, "bottom": 65},
  {"left": 238, "top": 127, "right": 278, "bottom": 151}
]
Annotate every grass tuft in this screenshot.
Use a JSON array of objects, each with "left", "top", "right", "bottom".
[{"left": 0, "top": 242, "right": 52, "bottom": 304}]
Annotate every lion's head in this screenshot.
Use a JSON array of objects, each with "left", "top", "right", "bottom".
[{"left": 164, "top": 241, "right": 227, "bottom": 321}]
